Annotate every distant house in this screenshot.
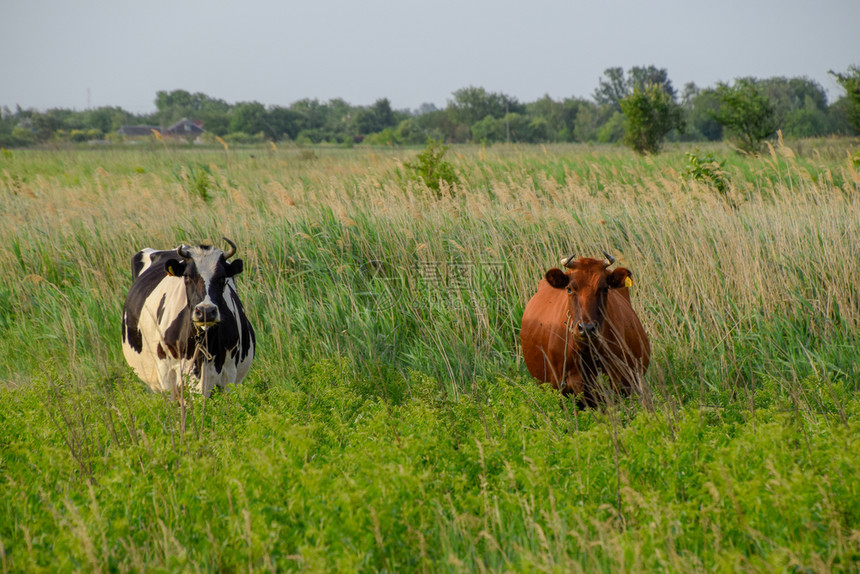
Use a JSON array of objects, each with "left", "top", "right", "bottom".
[
  {"left": 116, "top": 118, "right": 205, "bottom": 141},
  {"left": 165, "top": 118, "right": 204, "bottom": 139},
  {"left": 117, "top": 125, "right": 162, "bottom": 137}
]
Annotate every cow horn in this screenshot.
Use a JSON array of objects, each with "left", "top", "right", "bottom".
[
  {"left": 602, "top": 251, "right": 616, "bottom": 267},
  {"left": 177, "top": 244, "right": 192, "bottom": 260},
  {"left": 560, "top": 254, "right": 577, "bottom": 268},
  {"left": 223, "top": 237, "right": 237, "bottom": 259}
]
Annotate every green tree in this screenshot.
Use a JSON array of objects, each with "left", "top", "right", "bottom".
[
  {"left": 524, "top": 95, "right": 585, "bottom": 142},
  {"left": 447, "top": 87, "right": 523, "bottom": 141},
  {"left": 470, "top": 113, "right": 540, "bottom": 144},
  {"left": 412, "top": 108, "right": 452, "bottom": 143},
  {"left": 289, "top": 98, "right": 325, "bottom": 130},
  {"left": 391, "top": 118, "right": 428, "bottom": 145},
  {"left": 266, "top": 106, "right": 302, "bottom": 141},
  {"left": 595, "top": 66, "right": 676, "bottom": 111},
  {"left": 683, "top": 85, "right": 723, "bottom": 141},
  {"left": 470, "top": 115, "right": 506, "bottom": 143},
  {"left": 505, "top": 113, "right": 533, "bottom": 142},
  {"left": 289, "top": 98, "right": 361, "bottom": 144},
  {"left": 620, "top": 83, "right": 681, "bottom": 154},
  {"left": 596, "top": 111, "right": 626, "bottom": 143},
  {"left": 713, "top": 79, "right": 778, "bottom": 153},
  {"left": 199, "top": 109, "right": 230, "bottom": 136},
  {"left": 528, "top": 116, "right": 551, "bottom": 142},
  {"left": 448, "top": 86, "right": 522, "bottom": 125},
  {"left": 196, "top": 98, "right": 231, "bottom": 136},
  {"left": 155, "top": 90, "right": 230, "bottom": 133},
  {"left": 756, "top": 77, "right": 830, "bottom": 136},
  {"left": 572, "top": 100, "right": 606, "bottom": 142},
  {"left": 628, "top": 66, "right": 676, "bottom": 100},
  {"left": 829, "top": 65, "right": 860, "bottom": 134},
  {"left": 155, "top": 89, "right": 205, "bottom": 125},
  {"left": 783, "top": 105, "right": 830, "bottom": 138},
  {"left": 229, "top": 102, "right": 267, "bottom": 137},
  {"left": 354, "top": 98, "right": 397, "bottom": 136},
  {"left": 0, "top": 107, "right": 36, "bottom": 147},
  {"left": 525, "top": 95, "right": 565, "bottom": 141},
  {"left": 560, "top": 98, "right": 590, "bottom": 142},
  {"left": 323, "top": 98, "right": 354, "bottom": 142},
  {"left": 85, "top": 106, "right": 128, "bottom": 134},
  {"left": 593, "top": 67, "right": 627, "bottom": 111},
  {"left": 155, "top": 89, "right": 192, "bottom": 123},
  {"left": 30, "top": 110, "right": 67, "bottom": 142}
]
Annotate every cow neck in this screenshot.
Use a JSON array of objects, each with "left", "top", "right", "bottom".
[{"left": 193, "top": 327, "right": 215, "bottom": 361}]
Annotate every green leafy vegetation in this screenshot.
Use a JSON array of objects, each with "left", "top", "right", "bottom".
[
  {"left": 684, "top": 149, "right": 730, "bottom": 196},
  {"left": 1, "top": 142, "right": 859, "bottom": 571}
]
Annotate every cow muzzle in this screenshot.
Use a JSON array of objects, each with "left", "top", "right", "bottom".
[
  {"left": 576, "top": 322, "right": 598, "bottom": 341},
  {"left": 192, "top": 304, "right": 220, "bottom": 329}
]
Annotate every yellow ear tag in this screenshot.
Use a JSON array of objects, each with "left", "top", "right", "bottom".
[
  {"left": 624, "top": 276, "right": 634, "bottom": 288},
  {"left": 167, "top": 265, "right": 176, "bottom": 277}
]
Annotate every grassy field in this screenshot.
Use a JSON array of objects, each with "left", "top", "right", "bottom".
[{"left": 1, "top": 139, "right": 859, "bottom": 572}]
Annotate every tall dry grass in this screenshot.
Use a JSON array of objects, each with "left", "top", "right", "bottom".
[{"left": 1, "top": 141, "right": 858, "bottom": 396}]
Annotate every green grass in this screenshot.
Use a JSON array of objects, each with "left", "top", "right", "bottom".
[{"left": 1, "top": 139, "right": 859, "bottom": 572}]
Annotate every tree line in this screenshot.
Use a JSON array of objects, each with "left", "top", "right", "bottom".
[{"left": 1, "top": 65, "right": 858, "bottom": 153}]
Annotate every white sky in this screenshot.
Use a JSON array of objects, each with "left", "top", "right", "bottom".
[{"left": 2, "top": 0, "right": 859, "bottom": 113}]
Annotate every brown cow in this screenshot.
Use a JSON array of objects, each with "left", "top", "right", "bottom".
[{"left": 520, "top": 252, "right": 650, "bottom": 406}]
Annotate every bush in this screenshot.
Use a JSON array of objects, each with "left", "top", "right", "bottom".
[
  {"left": 401, "top": 138, "right": 458, "bottom": 198},
  {"left": 684, "top": 150, "right": 730, "bottom": 196},
  {"left": 620, "top": 83, "right": 681, "bottom": 154}
]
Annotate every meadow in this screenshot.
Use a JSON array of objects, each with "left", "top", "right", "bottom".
[{"left": 0, "top": 138, "right": 859, "bottom": 572}]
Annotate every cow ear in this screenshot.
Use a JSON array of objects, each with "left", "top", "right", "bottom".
[
  {"left": 608, "top": 267, "right": 633, "bottom": 289},
  {"left": 545, "top": 268, "right": 570, "bottom": 289},
  {"left": 164, "top": 259, "right": 186, "bottom": 277},
  {"left": 225, "top": 258, "right": 244, "bottom": 277}
]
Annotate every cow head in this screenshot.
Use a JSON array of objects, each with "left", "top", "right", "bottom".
[
  {"left": 163, "top": 237, "right": 244, "bottom": 330},
  {"left": 544, "top": 252, "right": 634, "bottom": 342}
]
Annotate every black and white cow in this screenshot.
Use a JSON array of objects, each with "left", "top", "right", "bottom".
[{"left": 121, "top": 238, "right": 255, "bottom": 397}]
